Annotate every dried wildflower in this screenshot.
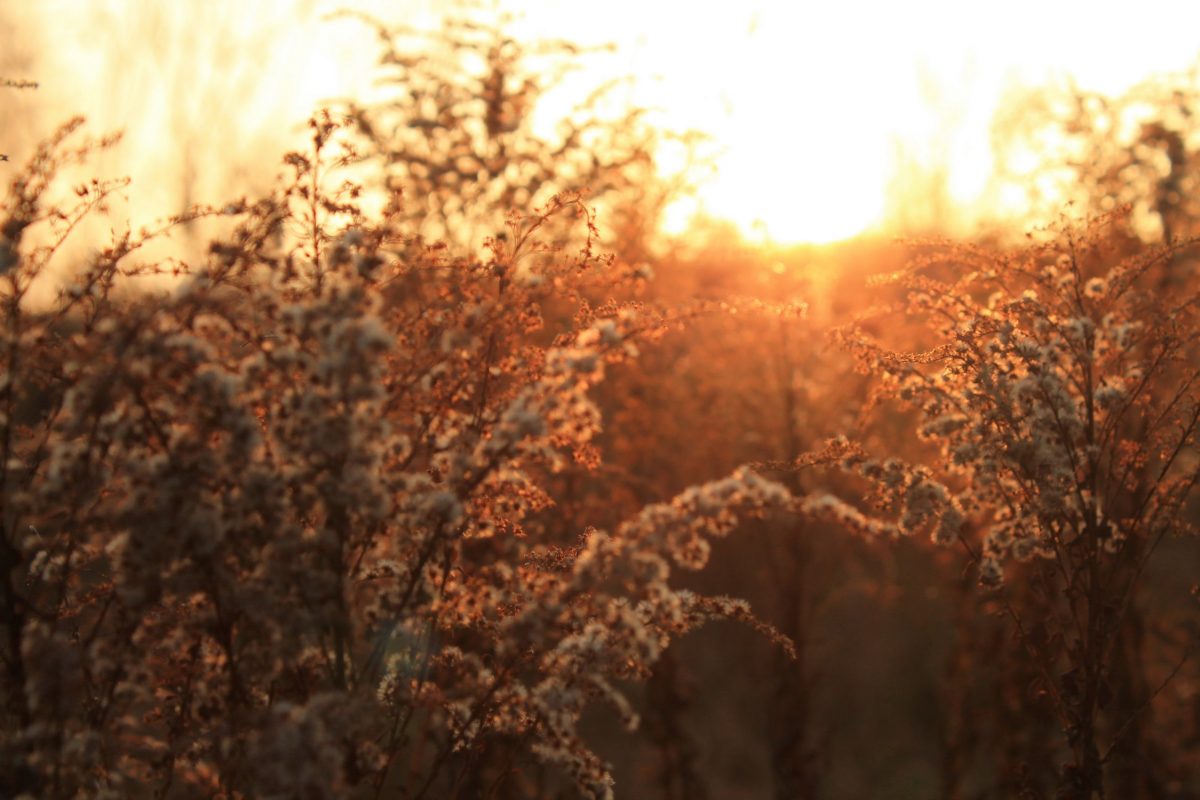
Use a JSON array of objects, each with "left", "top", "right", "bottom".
[
  {"left": 0, "top": 112, "right": 793, "bottom": 800},
  {"left": 821, "top": 214, "right": 1200, "bottom": 797}
]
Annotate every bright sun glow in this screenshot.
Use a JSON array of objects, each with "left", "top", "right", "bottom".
[
  {"left": 7, "top": 0, "right": 1200, "bottom": 245},
  {"left": 572, "top": 0, "right": 1200, "bottom": 243},
  {"left": 524, "top": 0, "right": 1200, "bottom": 242}
]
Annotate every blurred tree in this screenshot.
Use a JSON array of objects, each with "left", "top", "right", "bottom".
[
  {"left": 334, "top": 10, "right": 686, "bottom": 259},
  {"left": 992, "top": 71, "right": 1200, "bottom": 285}
]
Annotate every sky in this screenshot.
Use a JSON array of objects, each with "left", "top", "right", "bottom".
[{"left": 3, "top": 0, "right": 1200, "bottom": 245}]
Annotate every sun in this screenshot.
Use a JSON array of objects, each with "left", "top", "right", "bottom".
[
  {"left": 679, "top": 127, "right": 893, "bottom": 245},
  {"left": 561, "top": 0, "right": 1200, "bottom": 245},
  {"left": 532, "top": 0, "right": 932, "bottom": 245}
]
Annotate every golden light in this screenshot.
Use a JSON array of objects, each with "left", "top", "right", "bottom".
[
  {"left": 4, "top": 0, "right": 1200, "bottom": 246},
  {"left": 569, "top": 0, "right": 1200, "bottom": 243}
]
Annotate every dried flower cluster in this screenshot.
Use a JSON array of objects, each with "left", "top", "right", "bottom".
[
  {"left": 823, "top": 213, "right": 1200, "bottom": 796},
  {"left": 0, "top": 117, "right": 797, "bottom": 799},
  {"left": 5, "top": 16, "right": 1200, "bottom": 799}
]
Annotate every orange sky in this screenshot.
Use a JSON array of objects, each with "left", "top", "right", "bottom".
[{"left": 4, "top": 0, "right": 1200, "bottom": 245}]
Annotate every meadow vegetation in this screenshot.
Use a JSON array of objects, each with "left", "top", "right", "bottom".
[{"left": 1, "top": 16, "right": 1198, "bottom": 800}]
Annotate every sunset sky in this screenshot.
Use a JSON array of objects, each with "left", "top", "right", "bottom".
[{"left": 4, "top": 0, "right": 1200, "bottom": 244}]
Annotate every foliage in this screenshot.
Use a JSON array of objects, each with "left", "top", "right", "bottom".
[
  {"left": 4, "top": 14, "right": 1200, "bottom": 800},
  {"left": 0, "top": 112, "right": 799, "bottom": 799},
  {"left": 333, "top": 12, "right": 668, "bottom": 255},
  {"left": 993, "top": 72, "right": 1200, "bottom": 253},
  {"left": 824, "top": 211, "right": 1200, "bottom": 796}
]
